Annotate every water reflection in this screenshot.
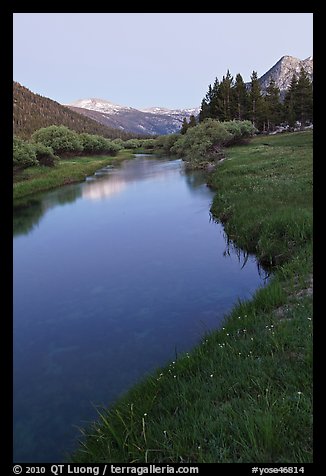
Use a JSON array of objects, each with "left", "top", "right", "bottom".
[
  {"left": 209, "top": 215, "right": 271, "bottom": 279},
  {"left": 182, "top": 168, "right": 211, "bottom": 191},
  {"left": 83, "top": 176, "right": 127, "bottom": 200},
  {"left": 13, "top": 186, "right": 82, "bottom": 237},
  {"left": 82, "top": 160, "right": 184, "bottom": 201}
]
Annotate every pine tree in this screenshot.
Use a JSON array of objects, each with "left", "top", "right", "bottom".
[
  {"left": 198, "top": 98, "right": 210, "bottom": 122},
  {"left": 218, "top": 70, "right": 233, "bottom": 121},
  {"left": 283, "top": 71, "right": 313, "bottom": 128},
  {"left": 265, "top": 79, "right": 282, "bottom": 131},
  {"left": 232, "top": 73, "right": 248, "bottom": 120},
  {"left": 188, "top": 115, "right": 197, "bottom": 128},
  {"left": 249, "top": 71, "right": 264, "bottom": 130},
  {"left": 180, "top": 117, "right": 189, "bottom": 135},
  {"left": 209, "top": 78, "right": 221, "bottom": 119},
  {"left": 283, "top": 74, "right": 298, "bottom": 127},
  {"left": 199, "top": 83, "right": 215, "bottom": 121},
  {"left": 295, "top": 67, "right": 313, "bottom": 127}
]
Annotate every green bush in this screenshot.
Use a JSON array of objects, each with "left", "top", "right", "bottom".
[
  {"left": 79, "top": 133, "right": 121, "bottom": 155},
  {"left": 154, "top": 134, "right": 180, "bottom": 154},
  {"left": 222, "top": 120, "right": 257, "bottom": 145},
  {"left": 171, "top": 119, "right": 232, "bottom": 165},
  {"left": 112, "top": 138, "right": 124, "bottom": 148},
  {"left": 121, "top": 138, "right": 143, "bottom": 149},
  {"left": 33, "top": 142, "right": 59, "bottom": 166},
  {"left": 79, "top": 133, "right": 102, "bottom": 153},
  {"left": 31, "top": 125, "right": 84, "bottom": 156},
  {"left": 140, "top": 138, "right": 157, "bottom": 149},
  {"left": 169, "top": 119, "right": 257, "bottom": 167},
  {"left": 102, "top": 138, "right": 122, "bottom": 155},
  {"left": 13, "top": 136, "right": 39, "bottom": 168}
]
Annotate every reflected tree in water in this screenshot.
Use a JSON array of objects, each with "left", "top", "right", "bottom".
[{"left": 13, "top": 186, "right": 82, "bottom": 236}]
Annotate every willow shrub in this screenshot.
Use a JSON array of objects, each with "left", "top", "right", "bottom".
[
  {"left": 13, "top": 136, "right": 39, "bottom": 168},
  {"left": 170, "top": 119, "right": 232, "bottom": 164},
  {"left": 169, "top": 119, "right": 256, "bottom": 167},
  {"left": 31, "top": 125, "right": 84, "bottom": 156},
  {"left": 79, "top": 133, "right": 121, "bottom": 155},
  {"left": 33, "top": 142, "right": 59, "bottom": 166}
]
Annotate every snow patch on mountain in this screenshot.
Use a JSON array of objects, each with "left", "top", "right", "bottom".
[
  {"left": 69, "top": 98, "right": 133, "bottom": 114},
  {"left": 140, "top": 106, "right": 200, "bottom": 117}
]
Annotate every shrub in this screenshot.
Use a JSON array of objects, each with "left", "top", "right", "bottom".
[
  {"left": 154, "top": 134, "right": 180, "bottom": 154},
  {"left": 13, "top": 136, "right": 38, "bottom": 168},
  {"left": 168, "top": 119, "right": 257, "bottom": 167},
  {"left": 222, "top": 120, "right": 257, "bottom": 145},
  {"left": 171, "top": 119, "right": 232, "bottom": 165},
  {"left": 122, "top": 139, "right": 143, "bottom": 149},
  {"left": 112, "top": 138, "right": 124, "bottom": 148},
  {"left": 33, "top": 142, "right": 59, "bottom": 166},
  {"left": 80, "top": 133, "right": 122, "bottom": 155},
  {"left": 31, "top": 125, "right": 84, "bottom": 156},
  {"left": 79, "top": 133, "right": 102, "bottom": 153},
  {"left": 140, "top": 138, "right": 157, "bottom": 149},
  {"left": 102, "top": 139, "right": 121, "bottom": 155}
]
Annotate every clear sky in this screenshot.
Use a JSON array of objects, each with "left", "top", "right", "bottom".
[{"left": 13, "top": 13, "right": 313, "bottom": 110}]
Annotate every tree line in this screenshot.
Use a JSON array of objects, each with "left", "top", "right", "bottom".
[{"left": 197, "top": 68, "right": 313, "bottom": 132}]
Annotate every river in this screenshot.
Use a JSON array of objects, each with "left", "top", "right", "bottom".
[{"left": 13, "top": 155, "right": 267, "bottom": 462}]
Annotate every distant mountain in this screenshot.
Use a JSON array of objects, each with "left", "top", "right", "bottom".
[
  {"left": 254, "top": 55, "right": 313, "bottom": 96},
  {"left": 66, "top": 99, "right": 200, "bottom": 136},
  {"left": 70, "top": 98, "right": 134, "bottom": 114},
  {"left": 13, "top": 82, "right": 138, "bottom": 140}
]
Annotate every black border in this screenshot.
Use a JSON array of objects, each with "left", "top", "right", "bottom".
[{"left": 5, "top": 6, "right": 319, "bottom": 472}]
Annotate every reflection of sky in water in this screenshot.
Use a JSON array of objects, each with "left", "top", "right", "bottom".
[
  {"left": 83, "top": 158, "right": 183, "bottom": 201},
  {"left": 13, "top": 157, "right": 267, "bottom": 462},
  {"left": 83, "top": 176, "right": 127, "bottom": 200}
]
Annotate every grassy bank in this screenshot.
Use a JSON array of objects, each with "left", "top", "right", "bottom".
[
  {"left": 71, "top": 131, "right": 313, "bottom": 463},
  {"left": 13, "top": 149, "right": 135, "bottom": 201}
]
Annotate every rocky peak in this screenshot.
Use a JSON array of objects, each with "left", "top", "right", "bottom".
[{"left": 258, "top": 55, "right": 313, "bottom": 93}]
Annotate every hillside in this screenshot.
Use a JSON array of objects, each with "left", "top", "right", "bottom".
[{"left": 13, "top": 82, "right": 139, "bottom": 140}]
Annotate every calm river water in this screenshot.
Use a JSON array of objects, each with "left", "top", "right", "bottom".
[{"left": 13, "top": 156, "right": 267, "bottom": 462}]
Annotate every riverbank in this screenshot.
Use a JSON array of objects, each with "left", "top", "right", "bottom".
[
  {"left": 13, "top": 149, "right": 135, "bottom": 202},
  {"left": 71, "top": 131, "right": 312, "bottom": 463}
]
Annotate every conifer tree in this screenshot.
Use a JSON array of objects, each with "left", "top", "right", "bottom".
[
  {"left": 199, "top": 83, "right": 215, "bottom": 121},
  {"left": 265, "top": 79, "right": 282, "bottom": 131},
  {"left": 188, "top": 115, "right": 197, "bottom": 128},
  {"left": 283, "top": 74, "right": 298, "bottom": 127},
  {"left": 209, "top": 78, "right": 221, "bottom": 119},
  {"left": 180, "top": 117, "right": 189, "bottom": 135},
  {"left": 295, "top": 67, "right": 313, "bottom": 127},
  {"left": 219, "top": 70, "right": 233, "bottom": 121},
  {"left": 249, "top": 71, "right": 264, "bottom": 130},
  {"left": 232, "top": 73, "right": 248, "bottom": 120},
  {"left": 198, "top": 98, "right": 210, "bottom": 122}
]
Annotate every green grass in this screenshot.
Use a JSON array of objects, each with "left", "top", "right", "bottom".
[
  {"left": 13, "top": 149, "right": 135, "bottom": 201},
  {"left": 209, "top": 131, "right": 313, "bottom": 267},
  {"left": 70, "top": 131, "right": 312, "bottom": 463}
]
